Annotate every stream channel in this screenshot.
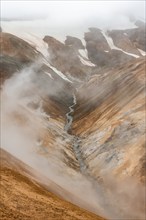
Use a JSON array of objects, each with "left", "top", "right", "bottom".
[{"left": 64, "top": 93, "right": 87, "bottom": 174}]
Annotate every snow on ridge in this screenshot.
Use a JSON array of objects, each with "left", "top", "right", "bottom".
[
  {"left": 43, "top": 60, "right": 72, "bottom": 83},
  {"left": 1, "top": 27, "right": 50, "bottom": 58},
  {"left": 101, "top": 31, "right": 140, "bottom": 58},
  {"left": 138, "top": 48, "right": 146, "bottom": 56},
  {"left": 79, "top": 49, "right": 89, "bottom": 59},
  {"left": 50, "top": 66, "right": 73, "bottom": 83},
  {"left": 80, "top": 38, "right": 86, "bottom": 47},
  {"left": 20, "top": 33, "right": 50, "bottom": 58},
  {"left": 78, "top": 49, "right": 96, "bottom": 67},
  {"left": 78, "top": 55, "right": 96, "bottom": 67}
]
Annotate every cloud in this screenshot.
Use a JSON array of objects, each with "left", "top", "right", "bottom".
[
  {"left": 1, "top": 1, "right": 145, "bottom": 42},
  {"left": 1, "top": 0, "right": 145, "bottom": 22}
]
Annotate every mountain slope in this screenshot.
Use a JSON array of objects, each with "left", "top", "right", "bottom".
[
  {"left": 73, "top": 57, "right": 145, "bottom": 182},
  {"left": 0, "top": 149, "right": 105, "bottom": 220},
  {"left": 0, "top": 22, "right": 145, "bottom": 220}
]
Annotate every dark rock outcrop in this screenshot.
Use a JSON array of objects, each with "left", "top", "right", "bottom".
[
  {"left": 125, "top": 27, "right": 146, "bottom": 51},
  {"left": 65, "top": 36, "right": 84, "bottom": 49},
  {"left": 108, "top": 29, "right": 141, "bottom": 55},
  {"left": 84, "top": 28, "right": 134, "bottom": 67},
  {"left": 43, "top": 36, "right": 93, "bottom": 81}
]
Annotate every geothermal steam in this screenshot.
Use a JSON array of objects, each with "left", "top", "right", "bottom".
[{"left": 1, "top": 62, "right": 145, "bottom": 219}]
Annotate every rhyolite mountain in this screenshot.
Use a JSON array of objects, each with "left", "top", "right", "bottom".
[{"left": 0, "top": 20, "right": 145, "bottom": 220}]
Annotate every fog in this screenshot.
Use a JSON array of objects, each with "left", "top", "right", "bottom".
[
  {"left": 1, "top": 1, "right": 145, "bottom": 219},
  {"left": 1, "top": 1, "right": 145, "bottom": 42},
  {"left": 1, "top": 0, "right": 145, "bottom": 22}
]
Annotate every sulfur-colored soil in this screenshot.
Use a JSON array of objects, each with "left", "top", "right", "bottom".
[{"left": 0, "top": 149, "right": 105, "bottom": 220}]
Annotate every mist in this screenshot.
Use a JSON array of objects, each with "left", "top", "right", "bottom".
[
  {"left": 1, "top": 1, "right": 145, "bottom": 42},
  {"left": 1, "top": 61, "right": 145, "bottom": 219},
  {"left": 1, "top": 1, "right": 145, "bottom": 21},
  {"left": 1, "top": 1, "right": 145, "bottom": 219}
]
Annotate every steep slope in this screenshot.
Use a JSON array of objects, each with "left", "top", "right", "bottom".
[
  {"left": 0, "top": 32, "right": 74, "bottom": 113},
  {"left": 0, "top": 25, "right": 145, "bottom": 220},
  {"left": 43, "top": 35, "right": 95, "bottom": 83},
  {"left": 73, "top": 58, "right": 145, "bottom": 182},
  {"left": 84, "top": 27, "right": 145, "bottom": 67},
  {"left": 107, "top": 20, "right": 146, "bottom": 55},
  {"left": 0, "top": 32, "right": 38, "bottom": 84},
  {"left": 72, "top": 57, "right": 145, "bottom": 219},
  {"left": 0, "top": 149, "right": 104, "bottom": 220}
]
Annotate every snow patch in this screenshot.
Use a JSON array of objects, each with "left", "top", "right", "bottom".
[
  {"left": 78, "top": 49, "right": 89, "bottom": 59},
  {"left": 1, "top": 28, "right": 49, "bottom": 58},
  {"left": 1, "top": 31, "right": 49, "bottom": 58},
  {"left": 78, "top": 55, "right": 96, "bottom": 67},
  {"left": 19, "top": 33, "right": 50, "bottom": 58},
  {"left": 101, "top": 31, "right": 140, "bottom": 58},
  {"left": 138, "top": 48, "right": 146, "bottom": 56},
  {"left": 43, "top": 60, "right": 72, "bottom": 83}
]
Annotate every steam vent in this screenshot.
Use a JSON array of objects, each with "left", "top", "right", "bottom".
[{"left": 0, "top": 1, "right": 146, "bottom": 220}]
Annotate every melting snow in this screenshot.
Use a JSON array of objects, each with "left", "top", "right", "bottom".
[
  {"left": 43, "top": 60, "right": 72, "bottom": 83},
  {"left": 101, "top": 31, "right": 140, "bottom": 58},
  {"left": 1, "top": 28, "right": 50, "bottom": 58},
  {"left": 19, "top": 33, "right": 50, "bottom": 58},
  {"left": 104, "top": 50, "right": 109, "bottom": 53},
  {"left": 78, "top": 55, "right": 96, "bottom": 67},
  {"left": 138, "top": 48, "right": 146, "bottom": 56},
  {"left": 78, "top": 49, "right": 89, "bottom": 59},
  {"left": 51, "top": 66, "right": 73, "bottom": 83}
]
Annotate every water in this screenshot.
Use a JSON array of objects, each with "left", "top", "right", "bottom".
[
  {"left": 64, "top": 94, "right": 76, "bottom": 132},
  {"left": 72, "top": 136, "right": 87, "bottom": 174},
  {"left": 64, "top": 93, "right": 88, "bottom": 174}
]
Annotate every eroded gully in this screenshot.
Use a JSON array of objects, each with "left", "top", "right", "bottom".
[
  {"left": 64, "top": 94, "right": 109, "bottom": 212},
  {"left": 64, "top": 93, "right": 88, "bottom": 174},
  {"left": 64, "top": 93, "right": 142, "bottom": 220}
]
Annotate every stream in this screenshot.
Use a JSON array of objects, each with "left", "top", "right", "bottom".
[
  {"left": 64, "top": 93, "right": 88, "bottom": 174},
  {"left": 64, "top": 94, "right": 76, "bottom": 132}
]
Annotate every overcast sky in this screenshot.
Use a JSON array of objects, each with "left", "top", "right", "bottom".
[
  {"left": 1, "top": 0, "right": 145, "bottom": 41},
  {"left": 1, "top": 0, "right": 145, "bottom": 22}
]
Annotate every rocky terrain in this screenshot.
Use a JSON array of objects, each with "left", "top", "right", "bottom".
[{"left": 0, "top": 19, "right": 146, "bottom": 219}]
